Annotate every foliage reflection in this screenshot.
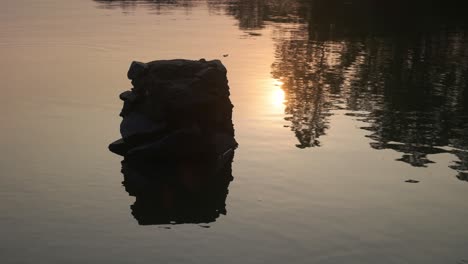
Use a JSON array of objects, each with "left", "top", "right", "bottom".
[{"left": 94, "top": 0, "right": 468, "bottom": 180}]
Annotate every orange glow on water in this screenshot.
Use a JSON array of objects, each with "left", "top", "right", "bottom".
[{"left": 271, "top": 80, "right": 285, "bottom": 108}]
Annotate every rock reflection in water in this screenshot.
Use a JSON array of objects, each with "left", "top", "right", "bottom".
[{"left": 121, "top": 149, "right": 234, "bottom": 225}]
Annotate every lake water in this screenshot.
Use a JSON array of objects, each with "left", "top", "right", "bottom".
[{"left": 1, "top": 0, "right": 468, "bottom": 263}]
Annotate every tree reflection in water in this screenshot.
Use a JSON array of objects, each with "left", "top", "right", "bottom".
[
  {"left": 94, "top": 0, "right": 468, "bottom": 180},
  {"left": 221, "top": 0, "right": 468, "bottom": 179},
  {"left": 94, "top": 0, "right": 195, "bottom": 12}
]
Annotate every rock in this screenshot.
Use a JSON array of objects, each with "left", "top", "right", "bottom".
[
  {"left": 119, "top": 90, "right": 138, "bottom": 103},
  {"left": 127, "top": 61, "right": 148, "bottom": 80},
  {"left": 110, "top": 59, "right": 237, "bottom": 160},
  {"left": 126, "top": 127, "right": 205, "bottom": 159},
  {"left": 208, "top": 59, "right": 227, "bottom": 73},
  {"left": 108, "top": 138, "right": 131, "bottom": 156},
  {"left": 212, "top": 133, "right": 238, "bottom": 155},
  {"left": 119, "top": 91, "right": 140, "bottom": 117},
  {"left": 195, "top": 67, "right": 218, "bottom": 79},
  {"left": 120, "top": 112, "right": 166, "bottom": 144},
  {"left": 110, "top": 59, "right": 237, "bottom": 226},
  {"left": 119, "top": 100, "right": 133, "bottom": 117}
]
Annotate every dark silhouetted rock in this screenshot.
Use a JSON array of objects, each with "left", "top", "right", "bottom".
[
  {"left": 127, "top": 61, "right": 148, "bottom": 80},
  {"left": 108, "top": 138, "right": 131, "bottom": 156},
  {"left": 110, "top": 59, "right": 237, "bottom": 159},
  {"left": 110, "top": 60, "right": 237, "bottom": 225},
  {"left": 120, "top": 112, "right": 165, "bottom": 140},
  {"left": 119, "top": 90, "right": 138, "bottom": 102}
]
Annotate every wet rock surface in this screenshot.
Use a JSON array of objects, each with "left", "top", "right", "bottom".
[{"left": 109, "top": 59, "right": 237, "bottom": 159}]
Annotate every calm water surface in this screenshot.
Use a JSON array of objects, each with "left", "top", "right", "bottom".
[{"left": 1, "top": 0, "right": 468, "bottom": 263}]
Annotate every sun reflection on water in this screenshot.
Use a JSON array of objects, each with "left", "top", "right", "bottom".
[{"left": 271, "top": 79, "right": 285, "bottom": 108}]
